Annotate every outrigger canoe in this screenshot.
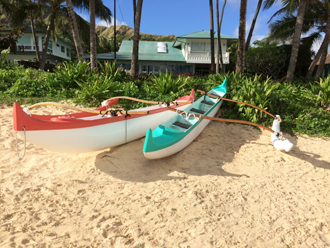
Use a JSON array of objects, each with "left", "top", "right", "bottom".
[
  {"left": 143, "top": 79, "right": 227, "bottom": 159},
  {"left": 13, "top": 90, "right": 194, "bottom": 153}
]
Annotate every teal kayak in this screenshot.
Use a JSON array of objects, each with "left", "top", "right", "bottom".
[{"left": 143, "top": 78, "right": 227, "bottom": 159}]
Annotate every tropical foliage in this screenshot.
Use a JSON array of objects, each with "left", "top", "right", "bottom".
[{"left": 1, "top": 61, "right": 329, "bottom": 137}]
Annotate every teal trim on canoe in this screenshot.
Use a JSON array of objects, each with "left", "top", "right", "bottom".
[{"left": 143, "top": 79, "right": 227, "bottom": 154}]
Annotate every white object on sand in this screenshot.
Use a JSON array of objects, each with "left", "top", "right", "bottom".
[{"left": 271, "top": 115, "right": 293, "bottom": 152}]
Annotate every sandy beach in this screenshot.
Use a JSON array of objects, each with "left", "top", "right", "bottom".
[{"left": 1, "top": 104, "right": 330, "bottom": 247}]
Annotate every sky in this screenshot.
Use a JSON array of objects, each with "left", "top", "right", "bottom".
[{"left": 76, "top": 0, "right": 284, "bottom": 45}]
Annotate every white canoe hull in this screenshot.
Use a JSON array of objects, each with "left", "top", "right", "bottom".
[{"left": 16, "top": 105, "right": 190, "bottom": 153}]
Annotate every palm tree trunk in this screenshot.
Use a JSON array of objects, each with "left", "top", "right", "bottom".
[
  {"left": 218, "top": 0, "right": 226, "bottom": 73},
  {"left": 236, "top": 0, "right": 247, "bottom": 74},
  {"left": 307, "top": 41, "right": 326, "bottom": 77},
  {"left": 216, "top": 0, "right": 220, "bottom": 73},
  {"left": 30, "top": 14, "right": 40, "bottom": 62},
  {"left": 39, "top": 10, "right": 56, "bottom": 70},
  {"left": 66, "top": 0, "right": 85, "bottom": 62},
  {"left": 90, "top": 0, "right": 97, "bottom": 69},
  {"left": 286, "top": 0, "right": 307, "bottom": 82},
  {"left": 315, "top": 6, "right": 330, "bottom": 79},
  {"left": 245, "top": 0, "right": 262, "bottom": 52},
  {"left": 209, "top": 0, "right": 215, "bottom": 74},
  {"left": 130, "top": 0, "right": 143, "bottom": 78},
  {"left": 133, "top": 0, "right": 136, "bottom": 26}
]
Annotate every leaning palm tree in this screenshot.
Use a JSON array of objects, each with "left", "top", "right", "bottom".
[
  {"left": 286, "top": 0, "right": 307, "bottom": 82},
  {"left": 39, "top": 0, "right": 111, "bottom": 70},
  {"left": 66, "top": 0, "right": 85, "bottom": 61},
  {"left": 236, "top": 0, "right": 247, "bottom": 74},
  {"left": 209, "top": 0, "right": 215, "bottom": 74},
  {"left": 264, "top": 0, "right": 309, "bottom": 82},
  {"left": 130, "top": 0, "right": 143, "bottom": 78},
  {"left": 216, "top": 0, "right": 226, "bottom": 73},
  {"left": 265, "top": 0, "right": 328, "bottom": 78},
  {"left": 0, "top": 0, "right": 43, "bottom": 61},
  {"left": 314, "top": 2, "right": 330, "bottom": 78},
  {"left": 245, "top": 0, "right": 263, "bottom": 51}
]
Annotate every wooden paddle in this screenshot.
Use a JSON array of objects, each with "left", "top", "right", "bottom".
[
  {"left": 197, "top": 89, "right": 274, "bottom": 118},
  {"left": 166, "top": 107, "right": 275, "bottom": 134},
  {"left": 25, "top": 102, "right": 149, "bottom": 115}
]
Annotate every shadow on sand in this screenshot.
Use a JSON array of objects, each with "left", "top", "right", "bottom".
[{"left": 94, "top": 122, "right": 261, "bottom": 183}]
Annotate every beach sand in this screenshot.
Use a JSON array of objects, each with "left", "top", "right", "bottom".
[{"left": 1, "top": 105, "right": 330, "bottom": 247}]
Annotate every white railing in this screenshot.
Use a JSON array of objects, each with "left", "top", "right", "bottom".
[
  {"left": 186, "top": 52, "right": 230, "bottom": 64},
  {"left": 17, "top": 45, "right": 52, "bottom": 54},
  {"left": 17, "top": 45, "right": 32, "bottom": 51}
]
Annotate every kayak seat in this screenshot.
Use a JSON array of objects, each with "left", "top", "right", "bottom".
[
  {"left": 190, "top": 108, "right": 205, "bottom": 114},
  {"left": 201, "top": 100, "right": 213, "bottom": 106},
  {"left": 172, "top": 121, "right": 192, "bottom": 129}
]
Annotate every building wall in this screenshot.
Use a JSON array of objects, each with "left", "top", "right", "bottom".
[
  {"left": 11, "top": 33, "right": 73, "bottom": 63},
  {"left": 183, "top": 38, "right": 229, "bottom": 64},
  {"left": 113, "top": 60, "right": 194, "bottom": 75}
]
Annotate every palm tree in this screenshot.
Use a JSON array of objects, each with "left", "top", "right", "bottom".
[
  {"left": 236, "top": 0, "right": 247, "bottom": 74},
  {"left": 130, "top": 0, "right": 143, "bottom": 78},
  {"left": 266, "top": 1, "right": 325, "bottom": 77},
  {"left": 314, "top": 3, "right": 330, "bottom": 78},
  {"left": 216, "top": 0, "right": 226, "bottom": 73},
  {"left": 38, "top": 0, "right": 111, "bottom": 70},
  {"left": 89, "top": 0, "right": 97, "bottom": 69},
  {"left": 66, "top": 0, "right": 85, "bottom": 61},
  {"left": 286, "top": 0, "right": 307, "bottom": 82},
  {"left": 209, "top": 0, "right": 215, "bottom": 74},
  {"left": 245, "top": 0, "right": 263, "bottom": 51},
  {"left": 0, "top": 0, "right": 43, "bottom": 62}
]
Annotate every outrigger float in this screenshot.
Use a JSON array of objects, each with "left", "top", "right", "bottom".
[
  {"left": 13, "top": 90, "right": 194, "bottom": 158},
  {"left": 143, "top": 78, "right": 293, "bottom": 159}
]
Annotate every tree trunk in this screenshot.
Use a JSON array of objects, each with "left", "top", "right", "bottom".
[
  {"left": 133, "top": 0, "right": 136, "bottom": 26},
  {"left": 209, "top": 0, "right": 215, "bottom": 74},
  {"left": 307, "top": 40, "right": 326, "bottom": 77},
  {"left": 130, "top": 0, "right": 143, "bottom": 78},
  {"left": 30, "top": 14, "right": 40, "bottom": 62},
  {"left": 216, "top": 0, "right": 220, "bottom": 73},
  {"left": 219, "top": 0, "right": 226, "bottom": 73},
  {"left": 66, "top": 0, "right": 85, "bottom": 62},
  {"left": 90, "top": 0, "right": 97, "bottom": 69},
  {"left": 286, "top": 0, "right": 307, "bottom": 82},
  {"left": 315, "top": 6, "right": 330, "bottom": 79},
  {"left": 39, "top": 9, "right": 56, "bottom": 70},
  {"left": 245, "top": 0, "right": 262, "bottom": 52},
  {"left": 236, "top": 0, "right": 247, "bottom": 74}
]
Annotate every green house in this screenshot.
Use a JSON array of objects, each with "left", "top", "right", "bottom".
[{"left": 88, "top": 30, "right": 237, "bottom": 75}]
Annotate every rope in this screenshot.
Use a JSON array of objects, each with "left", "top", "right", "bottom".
[
  {"left": 15, "top": 126, "right": 26, "bottom": 161},
  {"left": 197, "top": 89, "right": 274, "bottom": 118}
]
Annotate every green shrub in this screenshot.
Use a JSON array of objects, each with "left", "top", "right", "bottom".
[
  {"left": 74, "top": 73, "right": 121, "bottom": 107},
  {"left": 54, "top": 60, "right": 90, "bottom": 89}
]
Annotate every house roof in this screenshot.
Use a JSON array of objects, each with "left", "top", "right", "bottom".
[
  {"left": 86, "top": 40, "right": 186, "bottom": 62},
  {"left": 173, "top": 30, "right": 237, "bottom": 47}
]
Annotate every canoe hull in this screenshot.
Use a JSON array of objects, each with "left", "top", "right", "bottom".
[
  {"left": 143, "top": 79, "right": 227, "bottom": 159},
  {"left": 13, "top": 91, "right": 194, "bottom": 153},
  {"left": 143, "top": 100, "right": 222, "bottom": 159},
  {"left": 17, "top": 108, "right": 187, "bottom": 153}
]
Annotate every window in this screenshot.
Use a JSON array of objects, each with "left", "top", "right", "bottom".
[
  {"left": 157, "top": 42, "right": 167, "bottom": 53},
  {"left": 67, "top": 48, "right": 70, "bottom": 57},
  {"left": 191, "top": 42, "right": 217, "bottom": 52},
  {"left": 61, "top": 46, "right": 65, "bottom": 53}
]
